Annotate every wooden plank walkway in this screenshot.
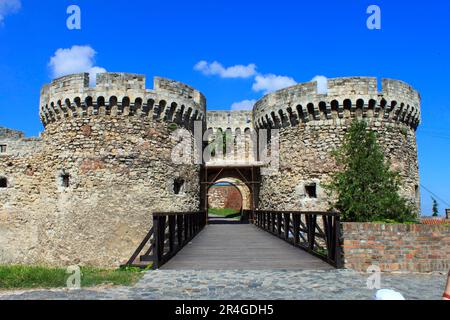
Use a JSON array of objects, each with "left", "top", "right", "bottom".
[{"left": 162, "top": 224, "right": 333, "bottom": 270}]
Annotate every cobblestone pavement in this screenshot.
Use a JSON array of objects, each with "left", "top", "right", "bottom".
[{"left": 0, "top": 270, "right": 446, "bottom": 300}]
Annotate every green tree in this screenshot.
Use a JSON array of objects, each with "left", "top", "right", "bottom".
[
  {"left": 432, "top": 197, "right": 439, "bottom": 217},
  {"left": 324, "top": 120, "right": 417, "bottom": 223}
]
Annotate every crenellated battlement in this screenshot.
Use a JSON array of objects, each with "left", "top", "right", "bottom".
[
  {"left": 253, "top": 77, "right": 421, "bottom": 130},
  {"left": 206, "top": 110, "right": 253, "bottom": 132},
  {"left": 154, "top": 77, "right": 206, "bottom": 106},
  {"left": 40, "top": 73, "right": 206, "bottom": 127}
]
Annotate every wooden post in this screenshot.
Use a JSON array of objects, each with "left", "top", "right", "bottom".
[
  {"left": 293, "top": 214, "right": 300, "bottom": 245},
  {"left": 284, "top": 213, "right": 290, "bottom": 241},
  {"left": 277, "top": 213, "right": 282, "bottom": 236},
  {"left": 177, "top": 215, "right": 183, "bottom": 247},
  {"left": 306, "top": 214, "right": 317, "bottom": 251},
  {"left": 323, "top": 215, "right": 332, "bottom": 261},
  {"left": 334, "top": 214, "right": 343, "bottom": 268},
  {"left": 184, "top": 214, "right": 189, "bottom": 241},
  {"left": 190, "top": 214, "right": 194, "bottom": 239},
  {"left": 152, "top": 215, "right": 161, "bottom": 269},
  {"left": 263, "top": 212, "right": 266, "bottom": 229},
  {"left": 168, "top": 215, "right": 175, "bottom": 252},
  {"left": 271, "top": 213, "right": 276, "bottom": 233}
]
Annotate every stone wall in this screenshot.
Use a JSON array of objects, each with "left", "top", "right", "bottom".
[
  {"left": 255, "top": 77, "right": 421, "bottom": 212},
  {"left": 341, "top": 223, "right": 449, "bottom": 272},
  {"left": 0, "top": 127, "right": 25, "bottom": 139},
  {"left": 0, "top": 73, "right": 205, "bottom": 268},
  {"left": 208, "top": 185, "right": 242, "bottom": 211},
  {"left": 0, "top": 129, "right": 43, "bottom": 157}
]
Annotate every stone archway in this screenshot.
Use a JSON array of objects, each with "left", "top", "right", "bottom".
[
  {"left": 202, "top": 165, "right": 260, "bottom": 210},
  {"left": 210, "top": 178, "right": 251, "bottom": 211},
  {"left": 207, "top": 178, "right": 252, "bottom": 218}
]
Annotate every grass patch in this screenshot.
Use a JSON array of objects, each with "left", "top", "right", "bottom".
[
  {"left": 0, "top": 265, "right": 145, "bottom": 290},
  {"left": 208, "top": 208, "right": 241, "bottom": 219}
]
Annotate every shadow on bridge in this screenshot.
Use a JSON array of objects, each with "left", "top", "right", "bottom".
[{"left": 207, "top": 218, "right": 245, "bottom": 225}]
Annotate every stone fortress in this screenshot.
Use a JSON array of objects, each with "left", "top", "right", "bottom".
[{"left": 0, "top": 72, "right": 421, "bottom": 267}]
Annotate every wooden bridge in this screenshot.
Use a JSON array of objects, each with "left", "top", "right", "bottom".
[
  {"left": 125, "top": 211, "right": 342, "bottom": 270},
  {"left": 162, "top": 223, "right": 332, "bottom": 270}
]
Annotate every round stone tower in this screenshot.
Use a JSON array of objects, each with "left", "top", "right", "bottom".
[
  {"left": 34, "top": 72, "right": 206, "bottom": 266},
  {"left": 254, "top": 77, "right": 421, "bottom": 212}
]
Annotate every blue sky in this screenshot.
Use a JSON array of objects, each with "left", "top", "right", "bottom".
[{"left": 0, "top": 0, "right": 449, "bottom": 215}]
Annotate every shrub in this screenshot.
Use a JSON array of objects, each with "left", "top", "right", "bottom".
[
  {"left": 432, "top": 197, "right": 439, "bottom": 217},
  {"left": 167, "top": 123, "right": 178, "bottom": 131}
]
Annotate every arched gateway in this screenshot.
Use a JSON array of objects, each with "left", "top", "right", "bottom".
[{"left": 203, "top": 164, "right": 260, "bottom": 221}]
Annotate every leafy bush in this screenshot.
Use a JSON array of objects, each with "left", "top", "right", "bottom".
[{"left": 167, "top": 122, "right": 178, "bottom": 131}]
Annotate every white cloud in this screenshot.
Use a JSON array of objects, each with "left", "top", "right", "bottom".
[
  {"left": 231, "top": 99, "right": 257, "bottom": 111},
  {"left": 311, "top": 75, "right": 328, "bottom": 94},
  {"left": 194, "top": 59, "right": 298, "bottom": 96},
  {"left": 0, "top": 0, "right": 21, "bottom": 24},
  {"left": 194, "top": 60, "right": 257, "bottom": 79},
  {"left": 48, "top": 45, "right": 107, "bottom": 86},
  {"left": 252, "top": 74, "right": 297, "bottom": 95}
]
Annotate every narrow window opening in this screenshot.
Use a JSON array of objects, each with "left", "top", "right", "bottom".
[
  {"left": 173, "top": 178, "right": 185, "bottom": 195},
  {"left": 414, "top": 185, "right": 419, "bottom": 200},
  {"left": 0, "top": 145, "right": 6, "bottom": 153},
  {"left": 305, "top": 184, "right": 317, "bottom": 198},
  {"left": 0, "top": 177, "right": 7, "bottom": 188},
  {"left": 61, "top": 173, "right": 70, "bottom": 188}
]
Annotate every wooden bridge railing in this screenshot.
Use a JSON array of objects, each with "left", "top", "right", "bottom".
[
  {"left": 253, "top": 211, "right": 343, "bottom": 268},
  {"left": 241, "top": 210, "right": 254, "bottom": 223},
  {"left": 124, "top": 211, "right": 207, "bottom": 269}
]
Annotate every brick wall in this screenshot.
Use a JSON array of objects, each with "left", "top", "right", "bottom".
[
  {"left": 342, "top": 223, "right": 449, "bottom": 272},
  {"left": 208, "top": 186, "right": 242, "bottom": 211}
]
